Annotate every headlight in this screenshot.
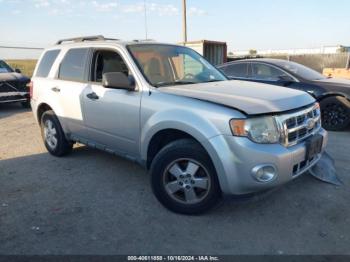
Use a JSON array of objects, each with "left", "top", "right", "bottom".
[{"left": 230, "top": 116, "right": 280, "bottom": 144}]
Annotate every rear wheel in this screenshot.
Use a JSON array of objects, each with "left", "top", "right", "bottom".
[
  {"left": 320, "top": 96, "right": 350, "bottom": 131},
  {"left": 40, "top": 110, "right": 73, "bottom": 156},
  {"left": 150, "top": 139, "right": 221, "bottom": 214}
]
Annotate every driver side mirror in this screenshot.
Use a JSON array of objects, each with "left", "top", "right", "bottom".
[
  {"left": 102, "top": 72, "right": 136, "bottom": 91},
  {"left": 15, "top": 68, "right": 21, "bottom": 73}
]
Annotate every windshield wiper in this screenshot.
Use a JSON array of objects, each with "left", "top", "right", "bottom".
[
  {"left": 155, "top": 79, "right": 223, "bottom": 87},
  {"left": 204, "top": 79, "right": 223, "bottom": 83},
  {"left": 155, "top": 81, "right": 196, "bottom": 87}
]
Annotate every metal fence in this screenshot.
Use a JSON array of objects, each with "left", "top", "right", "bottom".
[
  {"left": 2, "top": 45, "right": 350, "bottom": 74},
  {"left": 266, "top": 53, "right": 350, "bottom": 73},
  {"left": 229, "top": 53, "right": 350, "bottom": 73}
]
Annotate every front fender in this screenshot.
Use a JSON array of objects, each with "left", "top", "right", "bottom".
[
  {"left": 318, "top": 92, "right": 350, "bottom": 101},
  {"left": 140, "top": 109, "right": 222, "bottom": 161}
]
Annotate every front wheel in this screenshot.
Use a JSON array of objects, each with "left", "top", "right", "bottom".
[
  {"left": 320, "top": 96, "right": 350, "bottom": 131},
  {"left": 150, "top": 139, "right": 221, "bottom": 215},
  {"left": 40, "top": 110, "right": 73, "bottom": 156}
]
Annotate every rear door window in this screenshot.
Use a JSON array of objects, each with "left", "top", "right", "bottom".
[
  {"left": 222, "top": 63, "right": 248, "bottom": 78},
  {"left": 36, "top": 50, "right": 60, "bottom": 77},
  {"left": 58, "top": 48, "right": 89, "bottom": 82},
  {"left": 250, "top": 63, "right": 285, "bottom": 81}
]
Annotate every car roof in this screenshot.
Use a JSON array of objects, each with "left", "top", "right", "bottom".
[
  {"left": 219, "top": 58, "right": 289, "bottom": 67},
  {"left": 44, "top": 40, "right": 181, "bottom": 51}
]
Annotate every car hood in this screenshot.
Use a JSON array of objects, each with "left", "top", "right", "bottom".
[
  {"left": 314, "top": 78, "right": 350, "bottom": 96},
  {"left": 159, "top": 80, "right": 315, "bottom": 115},
  {"left": 0, "top": 72, "right": 29, "bottom": 82}
]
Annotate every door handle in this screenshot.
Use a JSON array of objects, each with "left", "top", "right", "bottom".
[
  {"left": 51, "top": 87, "right": 60, "bottom": 93},
  {"left": 86, "top": 92, "right": 99, "bottom": 100}
]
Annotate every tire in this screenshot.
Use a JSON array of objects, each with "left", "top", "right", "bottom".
[
  {"left": 40, "top": 110, "right": 73, "bottom": 156},
  {"left": 21, "top": 100, "right": 31, "bottom": 108},
  {"left": 320, "top": 96, "right": 350, "bottom": 131},
  {"left": 150, "top": 139, "right": 221, "bottom": 215}
]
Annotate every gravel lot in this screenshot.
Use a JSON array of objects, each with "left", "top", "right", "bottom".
[{"left": 0, "top": 103, "right": 349, "bottom": 255}]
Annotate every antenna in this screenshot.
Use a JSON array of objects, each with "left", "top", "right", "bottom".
[{"left": 144, "top": 0, "right": 148, "bottom": 40}]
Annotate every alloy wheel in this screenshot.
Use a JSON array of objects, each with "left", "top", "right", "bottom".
[
  {"left": 322, "top": 103, "right": 349, "bottom": 127},
  {"left": 162, "top": 158, "right": 211, "bottom": 204},
  {"left": 44, "top": 119, "right": 58, "bottom": 149}
]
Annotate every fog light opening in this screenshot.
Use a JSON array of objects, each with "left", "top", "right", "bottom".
[{"left": 252, "top": 165, "right": 277, "bottom": 182}]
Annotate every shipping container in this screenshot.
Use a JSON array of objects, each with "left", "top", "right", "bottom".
[{"left": 180, "top": 40, "right": 227, "bottom": 65}]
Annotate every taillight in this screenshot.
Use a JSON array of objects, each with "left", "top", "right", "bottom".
[{"left": 27, "top": 81, "right": 33, "bottom": 99}]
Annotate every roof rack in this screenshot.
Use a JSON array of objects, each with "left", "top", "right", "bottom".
[
  {"left": 133, "top": 39, "right": 156, "bottom": 42},
  {"left": 56, "top": 35, "right": 120, "bottom": 45}
]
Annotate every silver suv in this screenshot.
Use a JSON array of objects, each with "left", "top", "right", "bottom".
[{"left": 30, "top": 36, "right": 328, "bottom": 214}]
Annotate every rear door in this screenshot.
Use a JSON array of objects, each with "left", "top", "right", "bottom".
[
  {"left": 51, "top": 48, "right": 91, "bottom": 137},
  {"left": 248, "top": 62, "right": 295, "bottom": 87},
  {"left": 81, "top": 48, "right": 141, "bottom": 157}
]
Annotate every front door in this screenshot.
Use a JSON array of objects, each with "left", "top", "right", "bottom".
[
  {"left": 249, "top": 62, "right": 296, "bottom": 87},
  {"left": 82, "top": 49, "right": 141, "bottom": 157}
]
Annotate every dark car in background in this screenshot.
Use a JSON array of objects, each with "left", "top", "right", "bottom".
[
  {"left": 218, "top": 59, "right": 350, "bottom": 131},
  {"left": 0, "top": 60, "right": 30, "bottom": 108}
]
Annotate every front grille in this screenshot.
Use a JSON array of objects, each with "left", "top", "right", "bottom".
[
  {"left": 276, "top": 104, "right": 321, "bottom": 147},
  {"left": 0, "top": 80, "right": 27, "bottom": 92}
]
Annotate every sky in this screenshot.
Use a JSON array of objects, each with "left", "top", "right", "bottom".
[{"left": 0, "top": 0, "right": 350, "bottom": 59}]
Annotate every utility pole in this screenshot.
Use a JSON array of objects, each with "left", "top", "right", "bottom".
[
  {"left": 182, "top": 0, "right": 187, "bottom": 43},
  {"left": 144, "top": 0, "right": 148, "bottom": 39}
]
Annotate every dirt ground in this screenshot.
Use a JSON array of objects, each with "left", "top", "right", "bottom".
[{"left": 0, "top": 103, "right": 349, "bottom": 255}]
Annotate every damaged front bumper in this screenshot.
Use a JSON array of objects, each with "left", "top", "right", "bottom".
[
  {"left": 309, "top": 151, "right": 342, "bottom": 186},
  {"left": 206, "top": 128, "right": 330, "bottom": 195}
]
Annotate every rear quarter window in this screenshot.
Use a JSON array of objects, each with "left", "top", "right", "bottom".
[
  {"left": 35, "top": 50, "right": 60, "bottom": 77},
  {"left": 58, "top": 48, "right": 89, "bottom": 82}
]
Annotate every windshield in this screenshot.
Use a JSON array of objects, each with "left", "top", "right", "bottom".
[
  {"left": 127, "top": 44, "right": 227, "bottom": 87},
  {"left": 275, "top": 60, "right": 326, "bottom": 81},
  {"left": 0, "top": 60, "right": 13, "bottom": 73}
]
